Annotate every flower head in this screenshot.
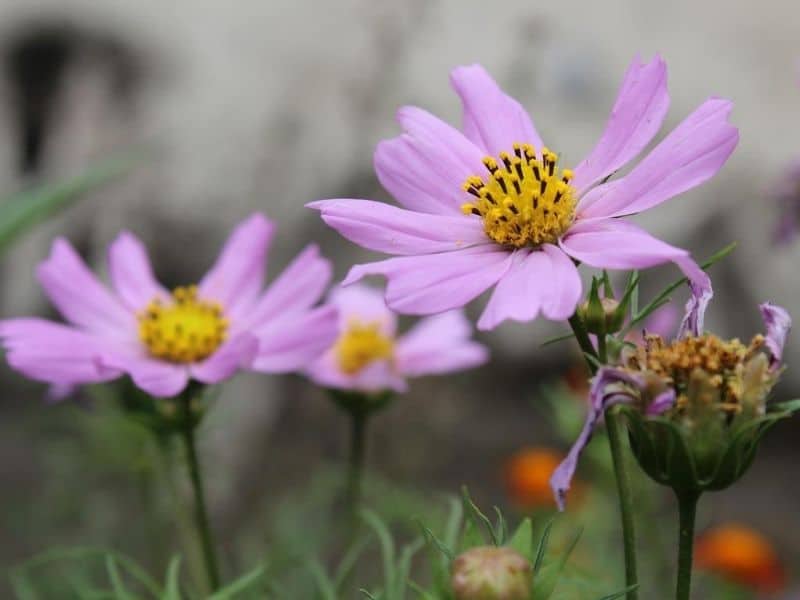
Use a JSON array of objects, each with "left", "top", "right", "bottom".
[
  {"left": 0, "top": 214, "right": 338, "bottom": 398},
  {"left": 695, "top": 524, "right": 785, "bottom": 593},
  {"left": 306, "top": 284, "right": 488, "bottom": 393},
  {"left": 551, "top": 297, "right": 792, "bottom": 509},
  {"left": 451, "top": 546, "right": 532, "bottom": 600},
  {"left": 309, "top": 56, "right": 737, "bottom": 330}
]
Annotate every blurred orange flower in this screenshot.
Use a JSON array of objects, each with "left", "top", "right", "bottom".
[
  {"left": 504, "top": 447, "right": 574, "bottom": 509},
  {"left": 695, "top": 523, "right": 786, "bottom": 593}
]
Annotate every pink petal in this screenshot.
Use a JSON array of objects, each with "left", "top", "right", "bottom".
[
  {"left": 307, "top": 199, "right": 489, "bottom": 256},
  {"left": 100, "top": 354, "right": 190, "bottom": 398},
  {"left": 108, "top": 231, "right": 169, "bottom": 312},
  {"left": 306, "top": 352, "right": 407, "bottom": 394},
  {"left": 251, "top": 305, "right": 339, "bottom": 373},
  {"left": 190, "top": 333, "right": 259, "bottom": 384},
  {"left": 235, "top": 244, "right": 331, "bottom": 332},
  {"left": 342, "top": 245, "right": 514, "bottom": 315},
  {"left": 0, "top": 318, "right": 124, "bottom": 386},
  {"left": 477, "top": 245, "right": 582, "bottom": 330},
  {"left": 36, "top": 238, "right": 135, "bottom": 337},
  {"left": 328, "top": 283, "right": 396, "bottom": 336},
  {"left": 374, "top": 133, "right": 478, "bottom": 216},
  {"left": 395, "top": 310, "right": 488, "bottom": 376},
  {"left": 760, "top": 302, "right": 791, "bottom": 368},
  {"left": 572, "top": 55, "right": 669, "bottom": 193},
  {"left": 450, "top": 64, "right": 544, "bottom": 156},
  {"left": 578, "top": 98, "right": 738, "bottom": 218},
  {"left": 198, "top": 213, "right": 275, "bottom": 319}
]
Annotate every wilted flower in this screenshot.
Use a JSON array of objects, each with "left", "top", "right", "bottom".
[
  {"left": 451, "top": 546, "right": 532, "bottom": 600},
  {"left": 0, "top": 214, "right": 338, "bottom": 398},
  {"left": 551, "top": 296, "right": 792, "bottom": 509},
  {"left": 505, "top": 447, "right": 572, "bottom": 509},
  {"left": 306, "top": 284, "right": 488, "bottom": 393},
  {"left": 695, "top": 524, "right": 785, "bottom": 593},
  {"left": 310, "top": 55, "right": 737, "bottom": 329}
]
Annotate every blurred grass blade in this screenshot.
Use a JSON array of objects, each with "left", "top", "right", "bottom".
[
  {"left": 209, "top": 564, "right": 266, "bottom": 599},
  {"left": 361, "top": 509, "right": 396, "bottom": 585},
  {"left": 163, "top": 556, "right": 182, "bottom": 600},
  {"left": 533, "top": 518, "right": 556, "bottom": 573},
  {"left": 0, "top": 152, "right": 140, "bottom": 254},
  {"left": 598, "top": 584, "right": 640, "bottom": 599},
  {"left": 105, "top": 555, "right": 134, "bottom": 599}
]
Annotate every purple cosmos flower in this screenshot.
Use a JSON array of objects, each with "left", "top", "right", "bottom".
[
  {"left": 0, "top": 214, "right": 338, "bottom": 398},
  {"left": 550, "top": 298, "right": 791, "bottom": 510},
  {"left": 309, "top": 56, "right": 737, "bottom": 330},
  {"left": 306, "top": 283, "right": 488, "bottom": 393}
]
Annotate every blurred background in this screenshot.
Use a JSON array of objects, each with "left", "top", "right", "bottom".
[{"left": 1, "top": 0, "right": 799, "bottom": 597}]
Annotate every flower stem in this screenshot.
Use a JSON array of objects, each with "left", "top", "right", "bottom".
[
  {"left": 605, "top": 406, "right": 639, "bottom": 600},
  {"left": 568, "top": 313, "right": 638, "bottom": 600},
  {"left": 347, "top": 407, "right": 368, "bottom": 512},
  {"left": 675, "top": 491, "right": 700, "bottom": 600},
  {"left": 180, "top": 395, "right": 220, "bottom": 592}
]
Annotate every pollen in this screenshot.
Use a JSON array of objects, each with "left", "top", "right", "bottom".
[
  {"left": 138, "top": 285, "right": 228, "bottom": 364},
  {"left": 334, "top": 320, "right": 395, "bottom": 375},
  {"left": 461, "top": 143, "right": 577, "bottom": 248},
  {"left": 627, "top": 333, "right": 766, "bottom": 415}
]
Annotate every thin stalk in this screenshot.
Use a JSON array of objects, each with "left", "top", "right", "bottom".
[
  {"left": 346, "top": 408, "right": 368, "bottom": 512},
  {"left": 605, "top": 407, "right": 639, "bottom": 600},
  {"left": 675, "top": 491, "right": 700, "bottom": 600},
  {"left": 180, "top": 396, "right": 221, "bottom": 592},
  {"left": 567, "top": 313, "right": 638, "bottom": 600}
]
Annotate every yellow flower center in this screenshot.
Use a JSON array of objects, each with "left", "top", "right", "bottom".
[
  {"left": 334, "top": 320, "right": 395, "bottom": 375},
  {"left": 461, "top": 144, "right": 577, "bottom": 248},
  {"left": 138, "top": 285, "right": 228, "bottom": 364}
]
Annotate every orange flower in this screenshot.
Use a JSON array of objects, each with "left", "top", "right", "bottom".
[
  {"left": 504, "top": 447, "right": 570, "bottom": 509},
  {"left": 695, "top": 524, "right": 786, "bottom": 593}
]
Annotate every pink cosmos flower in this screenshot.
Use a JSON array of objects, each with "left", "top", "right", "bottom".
[
  {"left": 309, "top": 56, "right": 738, "bottom": 330},
  {"left": 0, "top": 214, "right": 338, "bottom": 398},
  {"left": 306, "top": 284, "right": 488, "bottom": 393}
]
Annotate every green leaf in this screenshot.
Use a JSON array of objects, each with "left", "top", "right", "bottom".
[
  {"left": 333, "top": 537, "right": 370, "bottom": 590},
  {"left": 532, "top": 518, "right": 556, "bottom": 573},
  {"left": 461, "top": 487, "right": 498, "bottom": 546},
  {"left": 492, "top": 506, "right": 508, "bottom": 545},
  {"left": 597, "top": 584, "right": 640, "bottom": 599},
  {"left": 209, "top": 564, "right": 266, "bottom": 599},
  {"left": 531, "top": 527, "right": 583, "bottom": 600},
  {"left": 442, "top": 497, "right": 463, "bottom": 549},
  {"left": 0, "top": 153, "right": 140, "bottom": 255},
  {"left": 104, "top": 556, "right": 134, "bottom": 600},
  {"left": 307, "top": 559, "right": 337, "bottom": 600},
  {"left": 507, "top": 518, "right": 533, "bottom": 558},
  {"left": 162, "top": 557, "right": 182, "bottom": 600},
  {"left": 417, "top": 521, "right": 454, "bottom": 562},
  {"left": 361, "top": 509, "right": 396, "bottom": 584}
]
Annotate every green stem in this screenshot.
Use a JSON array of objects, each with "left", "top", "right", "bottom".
[
  {"left": 675, "top": 491, "right": 699, "bottom": 600},
  {"left": 346, "top": 408, "right": 368, "bottom": 512},
  {"left": 567, "top": 313, "right": 638, "bottom": 600},
  {"left": 180, "top": 396, "right": 221, "bottom": 592},
  {"left": 605, "top": 407, "right": 639, "bottom": 600}
]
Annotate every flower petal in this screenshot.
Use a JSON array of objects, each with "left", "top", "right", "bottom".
[
  {"left": 550, "top": 367, "right": 675, "bottom": 511},
  {"left": 395, "top": 310, "right": 488, "bottom": 376},
  {"left": 676, "top": 259, "right": 713, "bottom": 339},
  {"left": 108, "top": 231, "right": 169, "bottom": 312},
  {"left": 37, "top": 238, "right": 135, "bottom": 337},
  {"left": 198, "top": 213, "right": 275, "bottom": 318},
  {"left": 100, "top": 354, "right": 190, "bottom": 398},
  {"left": 343, "top": 246, "right": 514, "bottom": 315},
  {"left": 760, "top": 303, "right": 791, "bottom": 369},
  {"left": 572, "top": 55, "right": 669, "bottom": 193},
  {"left": 578, "top": 98, "right": 738, "bottom": 218},
  {"left": 328, "top": 283, "right": 396, "bottom": 336},
  {"left": 306, "top": 352, "right": 407, "bottom": 394},
  {"left": 190, "top": 333, "right": 259, "bottom": 384},
  {"left": 450, "top": 64, "right": 544, "bottom": 156},
  {"left": 251, "top": 305, "right": 339, "bottom": 373},
  {"left": 477, "top": 245, "right": 581, "bottom": 330},
  {"left": 307, "top": 199, "right": 489, "bottom": 255},
  {"left": 0, "top": 318, "right": 124, "bottom": 386},
  {"left": 235, "top": 244, "right": 332, "bottom": 332}
]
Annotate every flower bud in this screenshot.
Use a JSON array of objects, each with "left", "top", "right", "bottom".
[
  {"left": 578, "top": 297, "right": 623, "bottom": 335},
  {"left": 451, "top": 546, "right": 532, "bottom": 600}
]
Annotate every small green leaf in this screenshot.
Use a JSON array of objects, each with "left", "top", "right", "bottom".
[
  {"left": 104, "top": 556, "right": 133, "bottom": 600},
  {"left": 162, "top": 556, "right": 182, "bottom": 600},
  {"left": 493, "top": 506, "right": 508, "bottom": 545},
  {"left": 361, "top": 510, "right": 396, "bottom": 584},
  {"left": 307, "top": 559, "right": 337, "bottom": 600},
  {"left": 461, "top": 487, "right": 498, "bottom": 546},
  {"left": 507, "top": 518, "right": 533, "bottom": 558},
  {"left": 209, "top": 565, "right": 266, "bottom": 599},
  {"left": 597, "top": 584, "right": 640, "bottom": 599},
  {"left": 533, "top": 518, "right": 556, "bottom": 574}
]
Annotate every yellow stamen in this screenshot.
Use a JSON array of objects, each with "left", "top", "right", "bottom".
[
  {"left": 461, "top": 143, "right": 577, "bottom": 248},
  {"left": 334, "top": 320, "right": 395, "bottom": 375},
  {"left": 138, "top": 285, "right": 228, "bottom": 364}
]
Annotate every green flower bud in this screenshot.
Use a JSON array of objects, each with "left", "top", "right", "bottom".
[{"left": 451, "top": 546, "right": 532, "bottom": 600}]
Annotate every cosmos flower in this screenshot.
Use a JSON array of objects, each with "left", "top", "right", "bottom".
[
  {"left": 0, "top": 214, "right": 338, "bottom": 398},
  {"left": 550, "top": 298, "right": 790, "bottom": 510},
  {"left": 306, "top": 283, "right": 488, "bottom": 393},
  {"left": 309, "top": 55, "right": 738, "bottom": 329},
  {"left": 695, "top": 524, "right": 785, "bottom": 593}
]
